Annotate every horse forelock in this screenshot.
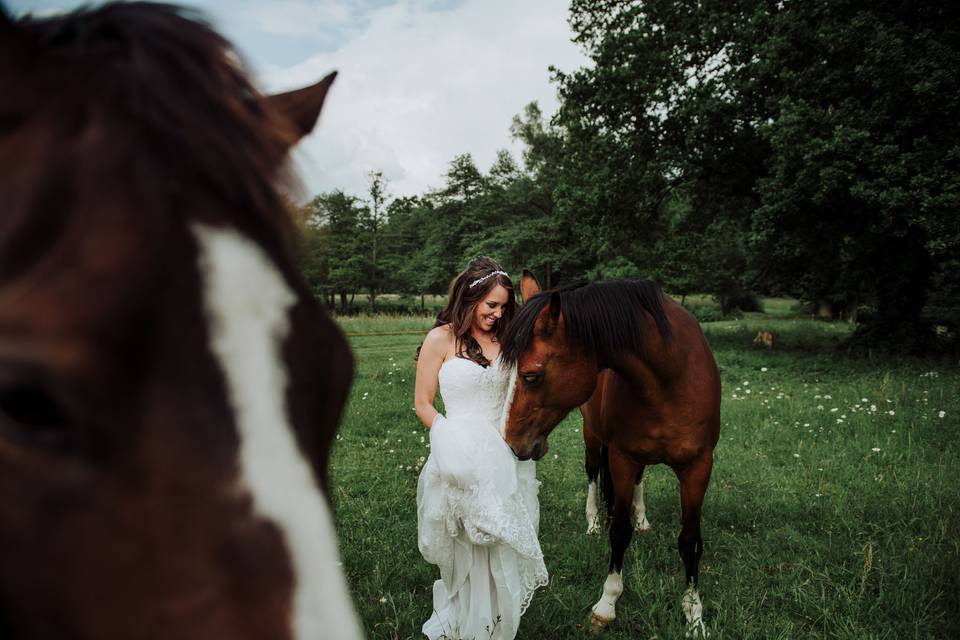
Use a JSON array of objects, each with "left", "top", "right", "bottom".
[
  {"left": 4, "top": 3, "right": 297, "bottom": 245},
  {"left": 500, "top": 290, "right": 552, "bottom": 366}
]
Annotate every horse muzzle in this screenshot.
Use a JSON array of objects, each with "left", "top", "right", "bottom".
[{"left": 511, "top": 436, "right": 548, "bottom": 462}]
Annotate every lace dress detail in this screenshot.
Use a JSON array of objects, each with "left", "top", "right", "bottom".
[{"left": 417, "top": 357, "right": 548, "bottom": 640}]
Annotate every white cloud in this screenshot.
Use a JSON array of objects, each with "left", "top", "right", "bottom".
[
  {"left": 255, "top": 0, "right": 586, "bottom": 200},
  {"left": 247, "top": 0, "right": 356, "bottom": 37}
]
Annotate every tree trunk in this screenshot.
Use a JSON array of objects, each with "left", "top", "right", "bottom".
[
  {"left": 421, "top": 293, "right": 425, "bottom": 310},
  {"left": 816, "top": 299, "right": 834, "bottom": 319},
  {"left": 719, "top": 295, "right": 730, "bottom": 317},
  {"left": 339, "top": 291, "right": 348, "bottom": 314},
  {"left": 845, "top": 296, "right": 859, "bottom": 325},
  {"left": 545, "top": 263, "right": 553, "bottom": 289},
  {"left": 850, "top": 230, "right": 932, "bottom": 352}
]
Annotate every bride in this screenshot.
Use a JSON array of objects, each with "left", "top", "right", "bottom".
[{"left": 414, "top": 256, "right": 548, "bottom": 640}]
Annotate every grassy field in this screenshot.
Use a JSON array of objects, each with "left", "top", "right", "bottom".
[{"left": 329, "top": 307, "right": 959, "bottom": 639}]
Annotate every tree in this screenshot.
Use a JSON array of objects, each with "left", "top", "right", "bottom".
[
  {"left": 302, "top": 190, "right": 366, "bottom": 313},
  {"left": 556, "top": 0, "right": 960, "bottom": 343},
  {"left": 749, "top": 1, "right": 960, "bottom": 346},
  {"left": 361, "top": 170, "right": 390, "bottom": 309}
]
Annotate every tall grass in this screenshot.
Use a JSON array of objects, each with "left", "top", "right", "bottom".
[{"left": 330, "top": 311, "right": 959, "bottom": 639}]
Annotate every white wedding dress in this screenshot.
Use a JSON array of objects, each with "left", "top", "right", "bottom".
[{"left": 417, "top": 356, "right": 548, "bottom": 640}]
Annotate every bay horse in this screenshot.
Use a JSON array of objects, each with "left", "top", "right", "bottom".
[
  {"left": 0, "top": 4, "right": 360, "bottom": 639},
  {"left": 502, "top": 274, "right": 720, "bottom": 637},
  {"left": 519, "top": 273, "right": 652, "bottom": 538}
]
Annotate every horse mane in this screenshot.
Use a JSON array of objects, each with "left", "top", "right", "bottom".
[
  {"left": 500, "top": 280, "right": 672, "bottom": 366},
  {"left": 5, "top": 2, "right": 296, "bottom": 236}
]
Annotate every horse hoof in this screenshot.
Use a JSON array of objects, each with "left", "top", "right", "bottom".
[
  {"left": 586, "top": 516, "right": 601, "bottom": 535},
  {"left": 589, "top": 613, "right": 612, "bottom": 635},
  {"left": 634, "top": 518, "right": 652, "bottom": 534}
]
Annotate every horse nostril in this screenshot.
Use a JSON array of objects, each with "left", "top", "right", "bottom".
[{"left": 531, "top": 441, "right": 543, "bottom": 460}]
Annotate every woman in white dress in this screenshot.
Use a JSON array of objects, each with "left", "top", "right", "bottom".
[{"left": 414, "top": 257, "right": 548, "bottom": 640}]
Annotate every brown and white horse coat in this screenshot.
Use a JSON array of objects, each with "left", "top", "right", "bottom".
[{"left": 0, "top": 4, "right": 359, "bottom": 639}]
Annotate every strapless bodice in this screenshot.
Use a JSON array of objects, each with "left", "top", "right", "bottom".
[{"left": 438, "top": 356, "right": 510, "bottom": 424}]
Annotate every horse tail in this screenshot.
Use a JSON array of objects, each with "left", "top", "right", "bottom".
[{"left": 598, "top": 443, "right": 615, "bottom": 519}]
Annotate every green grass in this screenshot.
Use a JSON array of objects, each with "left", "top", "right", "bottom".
[
  {"left": 336, "top": 314, "right": 435, "bottom": 336},
  {"left": 329, "top": 311, "right": 960, "bottom": 639}
]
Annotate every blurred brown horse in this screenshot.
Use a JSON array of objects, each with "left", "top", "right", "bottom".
[
  {"left": 502, "top": 274, "right": 720, "bottom": 637},
  {"left": 0, "top": 4, "right": 359, "bottom": 639}
]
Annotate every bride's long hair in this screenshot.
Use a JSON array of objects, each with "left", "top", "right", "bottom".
[{"left": 418, "top": 256, "right": 517, "bottom": 367}]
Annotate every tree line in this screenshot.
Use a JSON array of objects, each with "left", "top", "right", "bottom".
[{"left": 296, "top": 0, "right": 960, "bottom": 351}]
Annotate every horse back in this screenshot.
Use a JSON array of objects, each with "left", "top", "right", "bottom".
[{"left": 593, "top": 297, "right": 720, "bottom": 465}]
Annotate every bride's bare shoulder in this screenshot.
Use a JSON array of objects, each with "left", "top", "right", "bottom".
[{"left": 423, "top": 324, "right": 455, "bottom": 351}]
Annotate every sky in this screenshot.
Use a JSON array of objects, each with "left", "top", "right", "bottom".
[{"left": 10, "top": 0, "right": 588, "bottom": 201}]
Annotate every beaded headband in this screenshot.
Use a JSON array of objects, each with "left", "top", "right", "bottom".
[{"left": 468, "top": 270, "right": 509, "bottom": 289}]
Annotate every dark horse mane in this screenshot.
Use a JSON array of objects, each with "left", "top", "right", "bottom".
[
  {"left": 501, "top": 279, "right": 672, "bottom": 366},
  {"left": 2, "top": 2, "right": 297, "bottom": 245}
]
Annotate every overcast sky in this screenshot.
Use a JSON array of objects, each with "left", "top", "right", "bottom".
[{"left": 11, "top": 0, "right": 587, "bottom": 201}]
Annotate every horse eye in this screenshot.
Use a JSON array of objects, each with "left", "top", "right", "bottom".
[
  {"left": 520, "top": 372, "right": 542, "bottom": 386},
  {"left": 0, "top": 384, "right": 70, "bottom": 446}
]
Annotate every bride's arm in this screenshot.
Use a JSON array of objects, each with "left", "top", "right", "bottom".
[{"left": 414, "top": 326, "right": 451, "bottom": 429}]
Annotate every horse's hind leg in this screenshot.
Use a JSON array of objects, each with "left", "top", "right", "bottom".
[
  {"left": 590, "top": 449, "right": 640, "bottom": 634},
  {"left": 583, "top": 419, "right": 603, "bottom": 535},
  {"left": 676, "top": 451, "right": 714, "bottom": 638},
  {"left": 632, "top": 466, "right": 652, "bottom": 533}
]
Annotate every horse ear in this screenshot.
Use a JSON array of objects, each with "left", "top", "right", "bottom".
[
  {"left": 519, "top": 269, "right": 541, "bottom": 303},
  {"left": 538, "top": 291, "right": 562, "bottom": 336},
  {"left": 265, "top": 71, "right": 337, "bottom": 146}
]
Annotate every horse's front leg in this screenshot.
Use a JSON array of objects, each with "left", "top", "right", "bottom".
[
  {"left": 589, "top": 449, "right": 639, "bottom": 634},
  {"left": 676, "top": 450, "right": 714, "bottom": 638}
]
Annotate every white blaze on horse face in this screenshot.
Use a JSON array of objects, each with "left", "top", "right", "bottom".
[{"left": 192, "top": 223, "right": 362, "bottom": 640}]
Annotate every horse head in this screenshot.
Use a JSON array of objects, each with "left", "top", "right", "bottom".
[
  {"left": 500, "top": 272, "right": 598, "bottom": 461},
  {"left": 0, "top": 4, "right": 359, "bottom": 639}
]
